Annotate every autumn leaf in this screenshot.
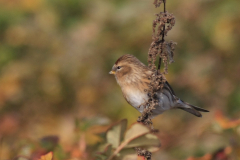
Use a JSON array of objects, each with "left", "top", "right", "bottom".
[
  {"left": 186, "top": 154, "right": 212, "bottom": 160},
  {"left": 106, "top": 122, "right": 160, "bottom": 160},
  {"left": 187, "top": 146, "right": 233, "bottom": 160},
  {"left": 106, "top": 119, "right": 127, "bottom": 148},
  {"left": 137, "top": 156, "right": 145, "bottom": 160},
  {"left": 39, "top": 152, "right": 53, "bottom": 160},
  {"left": 215, "top": 110, "right": 240, "bottom": 129}
]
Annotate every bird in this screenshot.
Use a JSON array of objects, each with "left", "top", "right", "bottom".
[{"left": 109, "top": 54, "right": 209, "bottom": 118}]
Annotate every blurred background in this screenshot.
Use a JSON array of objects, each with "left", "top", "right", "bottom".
[{"left": 0, "top": 0, "right": 240, "bottom": 159}]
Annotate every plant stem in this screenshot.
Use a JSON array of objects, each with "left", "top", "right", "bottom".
[{"left": 157, "top": 0, "right": 166, "bottom": 74}]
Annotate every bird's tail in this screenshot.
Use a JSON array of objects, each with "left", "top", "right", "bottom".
[{"left": 177, "top": 101, "right": 209, "bottom": 117}]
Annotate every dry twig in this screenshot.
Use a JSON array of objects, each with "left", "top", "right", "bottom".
[{"left": 137, "top": 0, "right": 177, "bottom": 159}]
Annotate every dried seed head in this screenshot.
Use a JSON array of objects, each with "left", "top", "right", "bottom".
[{"left": 139, "top": 0, "right": 176, "bottom": 132}]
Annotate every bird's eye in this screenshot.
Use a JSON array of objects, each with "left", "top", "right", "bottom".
[{"left": 117, "top": 66, "right": 121, "bottom": 70}]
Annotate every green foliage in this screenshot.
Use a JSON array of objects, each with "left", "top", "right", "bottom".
[
  {"left": 106, "top": 119, "right": 127, "bottom": 148},
  {"left": 48, "top": 0, "right": 90, "bottom": 28},
  {"left": 97, "top": 120, "right": 160, "bottom": 160}
]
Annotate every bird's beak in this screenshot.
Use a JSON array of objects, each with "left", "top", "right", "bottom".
[{"left": 109, "top": 70, "right": 116, "bottom": 74}]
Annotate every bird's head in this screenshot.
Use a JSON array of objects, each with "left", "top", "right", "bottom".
[{"left": 109, "top": 54, "right": 151, "bottom": 86}]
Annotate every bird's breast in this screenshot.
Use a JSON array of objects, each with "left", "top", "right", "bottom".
[{"left": 122, "top": 87, "right": 148, "bottom": 112}]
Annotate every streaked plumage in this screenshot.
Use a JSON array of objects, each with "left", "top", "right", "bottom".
[{"left": 109, "top": 54, "right": 209, "bottom": 118}]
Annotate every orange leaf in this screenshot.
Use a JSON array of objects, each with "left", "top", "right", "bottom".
[
  {"left": 39, "top": 152, "right": 53, "bottom": 160},
  {"left": 186, "top": 154, "right": 212, "bottom": 160},
  {"left": 137, "top": 156, "right": 145, "bottom": 160},
  {"left": 215, "top": 110, "right": 240, "bottom": 129}
]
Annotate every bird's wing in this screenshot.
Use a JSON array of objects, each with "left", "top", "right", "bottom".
[
  {"left": 163, "top": 81, "right": 176, "bottom": 96},
  {"left": 156, "top": 81, "right": 177, "bottom": 104}
]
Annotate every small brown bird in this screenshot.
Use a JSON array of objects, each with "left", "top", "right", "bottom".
[{"left": 109, "top": 54, "right": 209, "bottom": 118}]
